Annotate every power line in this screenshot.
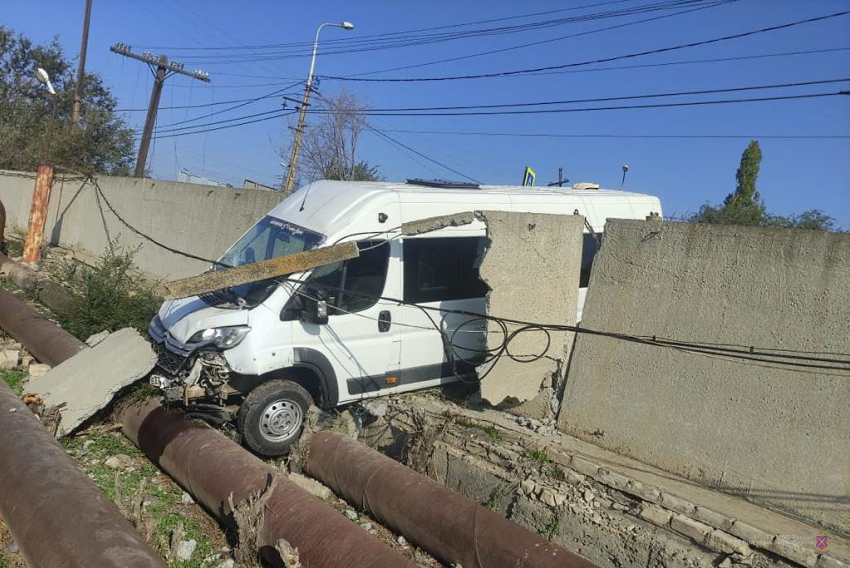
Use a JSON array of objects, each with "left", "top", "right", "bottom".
[
  {"left": 135, "top": 0, "right": 632, "bottom": 51},
  {"left": 309, "top": 78, "right": 850, "bottom": 113},
  {"left": 366, "top": 125, "right": 481, "bottom": 184},
  {"left": 148, "top": 110, "right": 296, "bottom": 140},
  {"left": 308, "top": 92, "right": 849, "bottom": 118},
  {"left": 172, "top": 0, "right": 726, "bottom": 64},
  {"left": 345, "top": 0, "right": 735, "bottom": 78},
  {"left": 320, "top": 10, "right": 850, "bottom": 82},
  {"left": 375, "top": 129, "right": 850, "bottom": 140}
]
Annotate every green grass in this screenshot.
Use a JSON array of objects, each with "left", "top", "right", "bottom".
[
  {"left": 456, "top": 418, "right": 503, "bottom": 441},
  {"left": 525, "top": 449, "right": 550, "bottom": 464},
  {"left": 549, "top": 466, "right": 566, "bottom": 482},
  {"left": 0, "top": 369, "right": 26, "bottom": 396},
  {"left": 156, "top": 513, "right": 214, "bottom": 568}
]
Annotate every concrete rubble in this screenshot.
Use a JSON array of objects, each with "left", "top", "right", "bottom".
[{"left": 25, "top": 327, "right": 157, "bottom": 436}]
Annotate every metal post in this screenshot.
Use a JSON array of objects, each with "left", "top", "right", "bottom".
[
  {"left": 134, "top": 59, "right": 166, "bottom": 178},
  {"left": 22, "top": 165, "right": 54, "bottom": 264},
  {"left": 71, "top": 0, "right": 93, "bottom": 126}
]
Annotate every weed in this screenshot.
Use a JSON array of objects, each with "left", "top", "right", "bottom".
[
  {"left": 157, "top": 512, "right": 214, "bottom": 568},
  {"left": 544, "top": 508, "right": 560, "bottom": 540},
  {"left": 549, "top": 466, "right": 566, "bottom": 482},
  {"left": 57, "top": 240, "right": 161, "bottom": 341},
  {"left": 456, "top": 418, "right": 502, "bottom": 441},
  {"left": 484, "top": 486, "right": 503, "bottom": 511},
  {"left": 525, "top": 449, "right": 550, "bottom": 464},
  {"left": 0, "top": 369, "right": 26, "bottom": 396}
]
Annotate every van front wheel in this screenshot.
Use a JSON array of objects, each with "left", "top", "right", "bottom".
[{"left": 238, "top": 379, "right": 312, "bottom": 457}]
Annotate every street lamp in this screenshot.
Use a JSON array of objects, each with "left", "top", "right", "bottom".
[
  {"left": 282, "top": 21, "right": 355, "bottom": 194},
  {"left": 34, "top": 68, "right": 58, "bottom": 164}
]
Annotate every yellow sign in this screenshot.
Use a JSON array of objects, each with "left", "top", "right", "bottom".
[{"left": 522, "top": 167, "right": 536, "bottom": 187}]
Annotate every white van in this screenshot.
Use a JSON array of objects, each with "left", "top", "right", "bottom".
[{"left": 149, "top": 179, "right": 661, "bottom": 455}]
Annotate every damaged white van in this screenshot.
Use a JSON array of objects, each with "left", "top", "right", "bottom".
[{"left": 148, "top": 179, "right": 661, "bottom": 456}]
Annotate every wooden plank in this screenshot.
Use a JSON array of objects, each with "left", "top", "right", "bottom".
[{"left": 157, "top": 241, "right": 359, "bottom": 300}]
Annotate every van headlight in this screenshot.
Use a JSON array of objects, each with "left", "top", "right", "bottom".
[{"left": 189, "top": 326, "right": 250, "bottom": 349}]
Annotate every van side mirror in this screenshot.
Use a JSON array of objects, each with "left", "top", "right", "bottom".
[{"left": 301, "top": 288, "right": 329, "bottom": 326}]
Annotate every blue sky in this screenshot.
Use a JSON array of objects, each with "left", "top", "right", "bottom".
[{"left": 5, "top": 0, "right": 850, "bottom": 225}]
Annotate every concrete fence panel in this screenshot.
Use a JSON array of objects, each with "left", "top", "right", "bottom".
[
  {"left": 0, "top": 170, "right": 283, "bottom": 280},
  {"left": 558, "top": 219, "right": 850, "bottom": 534}
]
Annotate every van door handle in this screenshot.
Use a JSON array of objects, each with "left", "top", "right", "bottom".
[{"left": 378, "top": 310, "right": 391, "bottom": 332}]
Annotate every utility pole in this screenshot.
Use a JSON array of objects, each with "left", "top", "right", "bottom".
[
  {"left": 283, "top": 21, "right": 354, "bottom": 194},
  {"left": 110, "top": 43, "right": 210, "bottom": 178},
  {"left": 71, "top": 0, "right": 93, "bottom": 127}
]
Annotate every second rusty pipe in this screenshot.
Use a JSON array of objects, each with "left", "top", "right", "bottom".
[
  {"left": 305, "top": 431, "right": 599, "bottom": 568},
  {"left": 0, "top": 288, "right": 85, "bottom": 366},
  {"left": 120, "top": 400, "right": 418, "bottom": 568}
]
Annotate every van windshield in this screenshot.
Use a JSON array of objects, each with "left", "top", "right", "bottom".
[
  {"left": 202, "top": 217, "right": 325, "bottom": 309},
  {"left": 219, "top": 217, "right": 324, "bottom": 268}
]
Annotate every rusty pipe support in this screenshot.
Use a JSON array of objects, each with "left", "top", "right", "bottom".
[
  {"left": 305, "top": 431, "right": 598, "bottom": 568},
  {"left": 22, "top": 164, "right": 53, "bottom": 263},
  {"left": 0, "top": 381, "right": 168, "bottom": 568},
  {"left": 120, "top": 400, "right": 418, "bottom": 568},
  {"left": 0, "top": 288, "right": 85, "bottom": 366}
]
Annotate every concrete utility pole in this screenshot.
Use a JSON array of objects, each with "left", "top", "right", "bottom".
[
  {"left": 283, "top": 21, "right": 354, "bottom": 194},
  {"left": 71, "top": 0, "right": 93, "bottom": 126},
  {"left": 109, "top": 43, "right": 210, "bottom": 178}
]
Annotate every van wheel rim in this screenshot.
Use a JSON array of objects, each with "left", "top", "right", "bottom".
[{"left": 259, "top": 399, "right": 302, "bottom": 443}]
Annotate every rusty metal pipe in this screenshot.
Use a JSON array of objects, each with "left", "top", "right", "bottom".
[
  {"left": 0, "top": 288, "right": 85, "bottom": 366},
  {"left": 305, "top": 431, "right": 597, "bottom": 568},
  {"left": 0, "top": 381, "right": 167, "bottom": 568},
  {"left": 121, "top": 400, "right": 418, "bottom": 568},
  {"left": 0, "top": 253, "right": 77, "bottom": 313},
  {"left": 22, "top": 164, "right": 53, "bottom": 263}
]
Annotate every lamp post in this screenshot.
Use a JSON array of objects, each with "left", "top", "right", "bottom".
[
  {"left": 23, "top": 68, "right": 59, "bottom": 263},
  {"left": 35, "top": 68, "right": 58, "bottom": 164},
  {"left": 282, "top": 21, "right": 354, "bottom": 194}
]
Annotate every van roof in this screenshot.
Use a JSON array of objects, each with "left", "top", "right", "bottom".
[
  {"left": 269, "top": 180, "right": 662, "bottom": 238},
  {"left": 302, "top": 179, "right": 653, "bottom": 199}
]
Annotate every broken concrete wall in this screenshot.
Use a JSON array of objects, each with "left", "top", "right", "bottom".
[
  {"left": 477, "top": 211, "right": 583, "bottom": 417},
  {"left": 558, "top": 219, "right": 850, "bottom": 534},
  {"left": 0, "top": 169, "right": 283, "bottom": 280}
]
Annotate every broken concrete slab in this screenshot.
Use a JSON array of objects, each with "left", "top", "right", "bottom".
[
  {"left": 26, "top": 327, "right": 157, "bottom": 436},
  {"left": 157, "top": 241, "right": 359, "bottom": 300},
  {"left": 475, "top": 211, "right": 584, "bottom": 410},
  {"left": 0, "top": 349, "right": 19, "bottom": 369},
  {"left": 400, "top": 211, "right": 475, "bottom": 236}
]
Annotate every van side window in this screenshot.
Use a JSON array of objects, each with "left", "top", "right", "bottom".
[
  {"left": 308, "top": 240, "right": 389, "bottom": 314},
  {"left": 580, "top": 233, "right": 603, "bottom": 288},
  {"left": 404, "top": 237, "right": 489, "bottom": 303}
]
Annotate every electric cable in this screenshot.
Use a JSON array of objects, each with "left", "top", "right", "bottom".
[{"left": 319, "top": 10, "right": 850, "bottom": 82}]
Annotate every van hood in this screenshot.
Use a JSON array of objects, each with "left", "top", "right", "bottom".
[{"left": 158, "top": 297, "right": 249, "bottom": 343}]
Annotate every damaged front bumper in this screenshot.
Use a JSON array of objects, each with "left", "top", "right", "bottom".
[{"left": 148, "top": 317, "right": 235, "bottom": 405}]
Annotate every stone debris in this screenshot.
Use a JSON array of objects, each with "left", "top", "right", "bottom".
[
  {"left": 288, "top": 472, "right": 333, "bottom": 501},
  {"left": 0, "top": 349, "right": 20, "bottom": 369},
  {"left": 181, "top": 492, "right": 194, "bottom": 505},
  {"left": 344, "top": 509, "right": 358, "bottom": 521},
  {"left": 104, "top": 454, "right": 134, "bottom": 469},
  {"left": 360, "top": 522, "right": 373, "bottom": 531},
  {"left": 175, "top": 539, "right": 197, "bottom": 562},
  {"left": 27, "top": 363, "right": 51, "bottom": 378},
  {"left": 397, "top": 536, "right": 407, "bottom": 546}
]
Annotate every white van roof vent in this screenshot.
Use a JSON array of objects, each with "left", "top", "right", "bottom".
[
  {"left": 406, "top": 178, "right": 480, "bottom": 190},
  {"left": 572, "top": 182, "right": 600, "bottom": 190}
]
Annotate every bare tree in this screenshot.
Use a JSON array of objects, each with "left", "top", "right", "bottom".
[{"left": 280, "top": 89, "right": 380, "bottom": 194}]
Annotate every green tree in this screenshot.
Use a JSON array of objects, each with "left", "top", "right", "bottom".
[
  {"left": 0, "top": 27, "right": 134, "bottom": 174},
  {"left": 691, "top": 140, "right": 836, "bottom": 231},
  {"left": 692, "top": 140, "right": 765, "bottom": 226}
]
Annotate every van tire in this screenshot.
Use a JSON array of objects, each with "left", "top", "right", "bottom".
[{"left": 238, "top": 379, "right": 312, "bottom": 457}]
